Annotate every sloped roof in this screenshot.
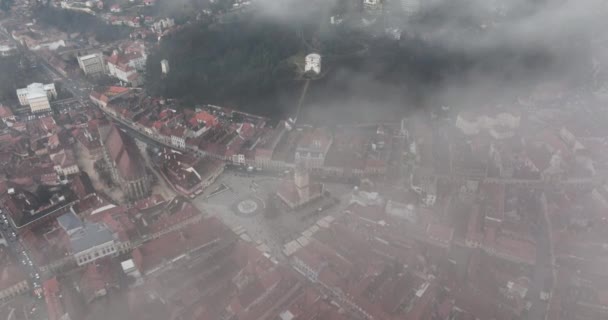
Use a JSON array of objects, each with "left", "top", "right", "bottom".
[{"left": 100, "top": 124, "right": 146, "bottom": 181}]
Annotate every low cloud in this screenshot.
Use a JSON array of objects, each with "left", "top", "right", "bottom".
[{"left": 249, "top": 0, "right": 604, "bottom": 122}]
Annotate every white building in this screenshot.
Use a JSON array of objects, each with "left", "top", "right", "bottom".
[
  {"left": 170, "top": 134, "right": 185, "bottom": 149},
  {"left": 121, "top": 259, "right": 143, "bottom": 287},
  {"left": 106, "top": 51, "right": 146, "bottom": 86},
  {"left": 16, "top": 83, "right": 57, "bottom": 113},
  {"left": 0, "top": 43, "right": 17, "bottom": 57},
  {"left": 161, "top": 59, "right": 170, "bottom": 75},
  {"left": 304, "top": 53, "right": 321, "bottom": 75},
  {"left": 455, "top": 111, "right": 521, "bottom": 137},
  {"left": 78, "top": 53, "right": 106, "bottom": 76},
  {"left": 50, "top": 149, "right": 80, "bottom": 176},
  {"left": 152, "top": 18, "right": 175, "bottom": 34},
  {"left": 363, "top": 0, "right": 382, "bottom": 10},
  {"left": 58, "top": 212, "right": 129, "bottom": 267}
]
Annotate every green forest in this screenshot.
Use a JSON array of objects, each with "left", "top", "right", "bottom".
[
  {"left": 33, "top": 5, "right": 130, "bottom": 42},
  {"left": 145, "top": 17, "right": 304, "bottom": 117},
  {"left": 0, "top": 56, "right": 20, "bottom": 102},
  {"left": 144, "top": 4, "right": 561, "bottom": 120}
]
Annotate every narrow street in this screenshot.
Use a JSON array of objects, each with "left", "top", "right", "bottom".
[
  {"left": 0, "top": 212, "right": 44, "bottom": 319},
  {"left": 527, "top": 193, "right": 553, "bottom": 320}
]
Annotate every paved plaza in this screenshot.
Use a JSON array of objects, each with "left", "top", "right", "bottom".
[{"left": 192, "top": 170, "right": 354, "bottom": 261}]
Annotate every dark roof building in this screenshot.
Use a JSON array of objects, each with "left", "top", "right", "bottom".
[{"left": 99, "top": 124, "right": 151, "bottom": 201}]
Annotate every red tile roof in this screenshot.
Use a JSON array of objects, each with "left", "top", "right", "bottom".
[
  {"left": 297, "top": 127, "right": 332, "bottom": 152},
  {"left": 426, "top": 223, "right": 455, "bottom": 246},
  {"left": 43, "top": 278, "right": 64, "bottom": 320},
  {"left": 101, "top": 124, "right": 146, "bottom": 180},
  {"left": 0, "top": 105, "right": 13, "bottom": 118},
  {"left": 193, "top": 111, "right": 218, "bottom": 127},
  {"left": 138, "top": 217, "right": 227, "bottom": 273}
]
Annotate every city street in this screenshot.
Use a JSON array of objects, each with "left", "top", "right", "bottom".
[
  {"left": 526, "top": 193, "right": 554, "bottom": 320},
  {"left": 0, "top": 212, "right": 45, "bottom": 319}
]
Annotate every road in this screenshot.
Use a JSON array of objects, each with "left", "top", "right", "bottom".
[
  {"left": 526, "top": 193, "right": 553, "bottom": 320},
  {"left": 37, "top": 56, "right": 91, "bottom": 103},
  {"left": 0, "top": 210, "right": 42, "bottom": 304}
]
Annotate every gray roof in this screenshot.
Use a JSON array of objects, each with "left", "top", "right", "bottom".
[
  {"left": 57, "top": 212, "right": 83, "bottom": 234},
  {"left": 70, "top": 223, "right": 115, "bottom": 254}
]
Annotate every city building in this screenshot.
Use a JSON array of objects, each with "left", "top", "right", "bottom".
[
  {"left": 295, "top": 128, "right": 332, "bottom": 168},
  {"left": 1, "top": 186, "right": 78, "bottom": 230},
  {"left": 151, "top": 18, "right": 175, "bottom": 34},
  {"left": 98, "top": 124, "right": 151, "bottom": 200},
  {"left": 0, "top": 105, "right": 15, "bottom": 123},
  {"left": 16, "top": 83, "right": 57, "bottom": 113},
  {"left": 121, "top": 259, "right": 143, "bottom": 287},
  {"left": 455, "top": 110, "right": 521, "bottom": 138},
  {"left": 410, "top": 169, "right": 437, "bottom": 206},
  {"left": 77, "top": 53, "right": 106, "bottom": 76},
  {"left": 50, "top": 149, "right": 80, "bottom": 176},
  {"left": 0, "top": 249, "right": 29, "bottom": 302},
  {"left": 304, "top": 53, "right": 321, "bottom": 75},
  {"left": 0, "top": 42, "right": 17, "bottom": 57},
  {"left": 106, "top": 50, "right": 147, "bottom": 86},
  {"left": 277, "top": 163, "right": 323, "bottom": 209},
  {"left": 363, "top": 0, "right": 382, "bottom": 10},
  {"left": 58, "top": 211, "right": 126, "bottom": 266},
  {"left": 42, "top": 278, "right": 68, "bottom": 320},
  {"left": 157, "top": 150, "right": 225, "bottom": 198}
]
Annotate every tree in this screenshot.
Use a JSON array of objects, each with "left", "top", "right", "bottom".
[
  {"left": 33, "top": 5, "right": 130, "bottom": 43},
  {"left": 0, "top": 0, "right": 13, "bottom": 12},
  {"left": 145, "top": 17, "right": 302, "bottom": 117}
]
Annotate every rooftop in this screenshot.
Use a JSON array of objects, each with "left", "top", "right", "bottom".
[{"left": 69, "top": 222, "right": 115, "bottom": 254}]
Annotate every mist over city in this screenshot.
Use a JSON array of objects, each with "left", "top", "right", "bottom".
[{"left": 0, "top": 0, "right": 605, "bottom": 320}]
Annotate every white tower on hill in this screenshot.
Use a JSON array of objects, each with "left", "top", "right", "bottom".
[
  {"left": 161, "top": 59, "right": 170, "bottom": 75},
  {"left": 363, "top": 0, "right": 382, "bottom": 10},
  {"left": 304, "top": 53, "right": 321, "bottom": 75}
]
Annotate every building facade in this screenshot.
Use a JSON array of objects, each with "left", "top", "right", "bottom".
[
  {"left": 106, "top": 51, "right": 147, "bottom": 86},
  {"left": 0, "top": 279, "right": 29, "bottom": 302},
  {"left": 78, "top": 53, "right": 106, "bottom": 76},
  {"left": 295, "top": 128, "right": 333, "bottom": 169},
  {"left": 305, "top": 53, "right": 321, "bottom": 74},
  {"left": 16, "top": 83, "right": 57, "bottom": 113}
]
